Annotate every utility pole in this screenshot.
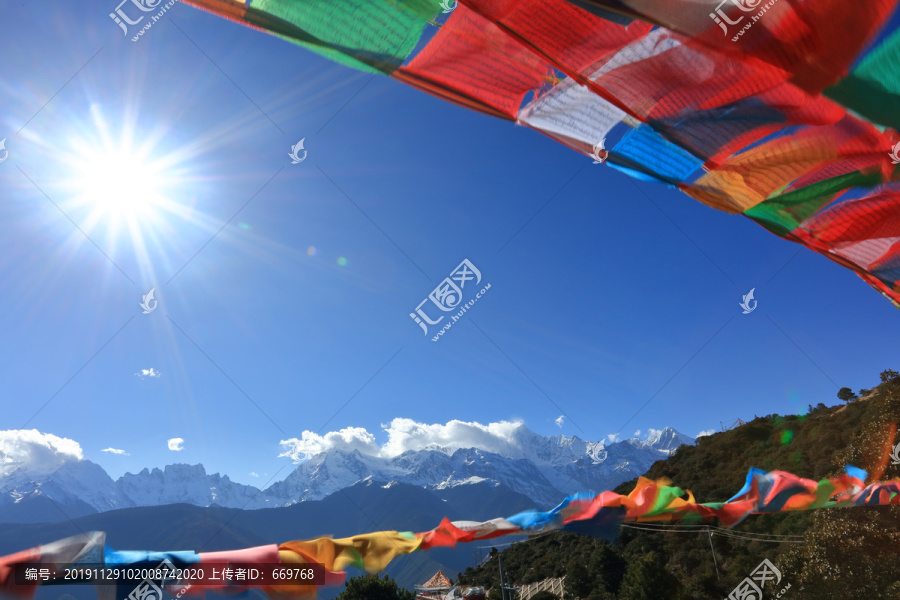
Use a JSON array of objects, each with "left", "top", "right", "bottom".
[
  {"left": 498, "top": 554, "right": 507, "bottom": 600},
  {"left": 707, "top": 526, "right": 720, "bottom": 579}
]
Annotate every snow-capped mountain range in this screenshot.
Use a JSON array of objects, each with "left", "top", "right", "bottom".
[{"left": 0, "top": 427, "right": 694, "bottom": 520}]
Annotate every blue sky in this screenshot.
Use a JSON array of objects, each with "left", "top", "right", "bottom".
[{"left": 1, "top": 0, "right": 898, "bottom": 488}]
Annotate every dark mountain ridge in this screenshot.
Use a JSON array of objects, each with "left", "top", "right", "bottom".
[{"left": 0, "top": 479, "right": 536, "bottom": 596}]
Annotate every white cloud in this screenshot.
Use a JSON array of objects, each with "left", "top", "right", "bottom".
[
  {"left": 382, "top": 419, "right": 525, "bottom": 457},
  {"left": 167, "top": 438, "right": 184, "bottom": 451},
  {"left": 279, "top": 427, "right": 379, "bottom": 462},
  {"left": 554, "top": 416, "right": 565, "bottom": 428},
  {"left": 135, "top": 368, "right": 161, "bottom": 379},
  {"left": 249, "top": 472, "right": 259, "bottom": 478},
  {"left": 279, "top": 419, "right": 529, "bottom": 463},
  {"left": 101, "top": 447, "right": 128, "bottom": 455},
  {"left": 634, "top": 430, "right": 641, "bottom": 437},
  {"left": 0, "top": 430, "right": 83, "bottom": 477},
  {"left": 697, "top": 429, "right": 716, "bottom": 438},
  {"left": 606, "top": 433, "right": 621, "bottom": 443}
]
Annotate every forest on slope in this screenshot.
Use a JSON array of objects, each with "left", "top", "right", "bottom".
[{"left": 456, "top": 372, "right": 900, "bottom": 600}]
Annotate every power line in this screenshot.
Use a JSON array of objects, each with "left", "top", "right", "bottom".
[
  {"left": 473, "top": 531, "right": 554, "bottom": 550},
  {"left": 710, "top": 530, "right": 804, "bottom": 544},
  {"left": 621, "top": 524, "right": 710, "bottom": 533},
  {"left": 621, "top": 522, "right": 804, "bottom": 539},
  {"left": 621, "top": 523, "right": 805, "bottom": 544}
]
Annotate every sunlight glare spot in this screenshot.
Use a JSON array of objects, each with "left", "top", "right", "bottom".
[{"left": 77, "top": 151, "right": 163, "bottom": 218}]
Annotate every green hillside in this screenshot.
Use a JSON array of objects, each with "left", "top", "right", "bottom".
[{"left": 457, "top": 374, "right": 900, "bottom": 600}]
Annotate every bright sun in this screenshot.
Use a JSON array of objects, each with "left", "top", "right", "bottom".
[
  {"left": 44, "top": 104, "right": 206, "bottom": 280},
  {"left": 76, "top": 149, "right": 165, "bottom": 219}
]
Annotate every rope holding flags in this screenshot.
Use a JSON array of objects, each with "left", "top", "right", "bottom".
[{"left": 2, "top": 465, "right": 899, "bottom": 599}]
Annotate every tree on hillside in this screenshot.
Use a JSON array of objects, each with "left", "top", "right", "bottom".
[
  {"left": 779, "top": 386, "right": 900, "bottom": 599},
  {"left": 564, "top": 558, "right": 592, "bottom": 599},
  {"left": 337, "top": 574, "right": 415, "bottom": 600},
  {"left": 880, "top": 369, "right": 899, "bottom": 383},
  {"left": 531, "top": 592, "right": 559, "bottom": 600},
  {"left": 781, "top": 506, "right": 900, "bottom": 599},
  {"left": 837, "top": 387, "right": 858, "bottom": 403},
  {"left": 617, "top": 552, "right": 681, "bottom": 600},
  {"left": 591, "top": 543, "right": 626, "bottom": 596}
]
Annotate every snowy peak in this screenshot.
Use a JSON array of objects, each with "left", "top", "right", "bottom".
[
  {"left": 263, "top": 427, "right": 694, "bottom": 507},
  {"left": 640, "top": 428, "right": 695, "bottom": 453},
  {"left": 117, "top": 463, "right": 266, "bottom": 509},
  {"left": 0, "top": 426, "right": 695, "bottom": 519},
  {"left": 0, "top": 459, "right": 131, "bottom": 516},
  {"left": 265, "top": 449, "right": 401, "bottom": 505}
]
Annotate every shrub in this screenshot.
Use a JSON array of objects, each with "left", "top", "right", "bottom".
[
  {"left": 880, "top": 369, "right": 899, "bottom": 383},
  {"left": 837, "top": 387, "right": 858, "bottom": 403}
]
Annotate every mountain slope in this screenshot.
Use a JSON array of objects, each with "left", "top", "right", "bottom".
[{"left": 459, "top": 377, "right": 900, "bottom": 600}]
